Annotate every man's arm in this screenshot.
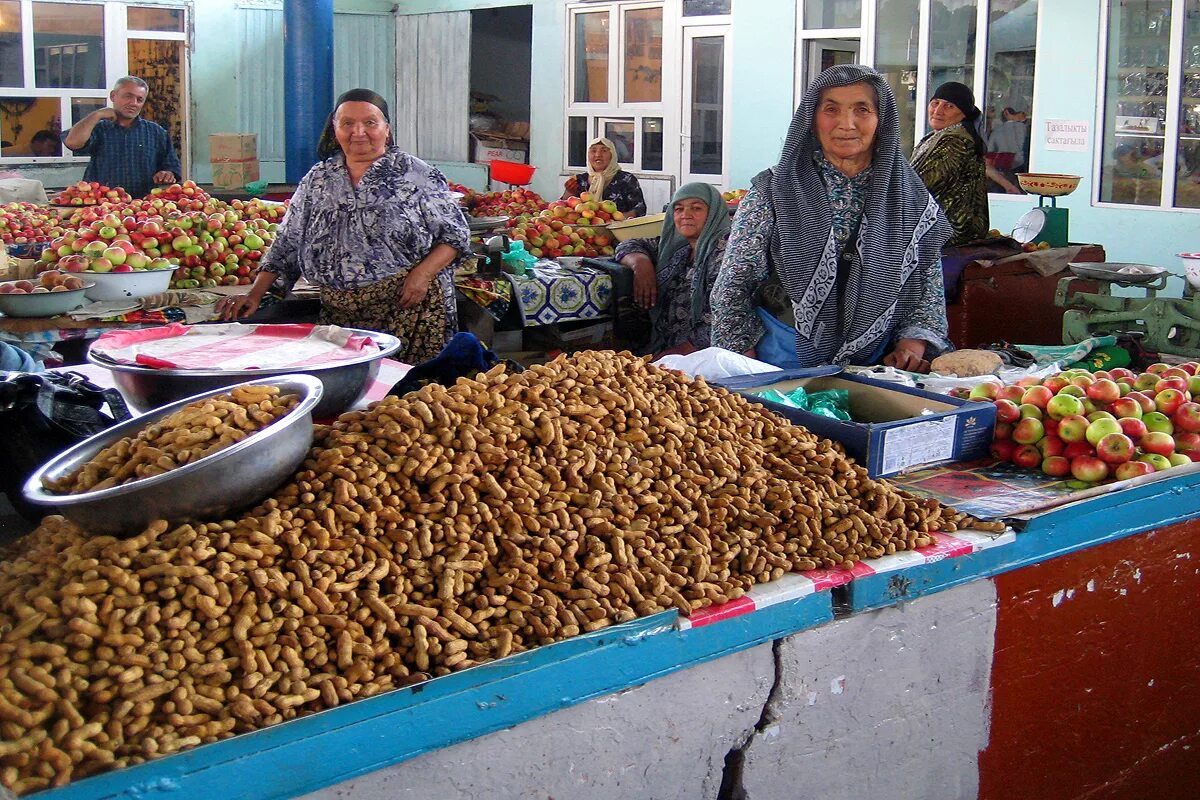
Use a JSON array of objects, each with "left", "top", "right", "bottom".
[
  {"left": 155, "top": 128, "right": 182, "bottom": 184},
  {"left": 63, "top": 108, "right": 116, "bottom": 151}
]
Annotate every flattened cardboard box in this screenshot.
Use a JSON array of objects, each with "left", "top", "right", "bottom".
[{"left": 717, "top": 367, "right": 996, "bottom": 479}]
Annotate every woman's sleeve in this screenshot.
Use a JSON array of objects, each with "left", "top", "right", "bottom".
[
  {"left": 915, "top": 135, "right": 974, "bottom": 197},
  {"left": 894, "top": 253, "right": 952, "bottom": 355},
  {"left": 609, "top": 171, "right": 646, "bottom": 217},
  {"left": 625, "top": 173, "right": 647, "bottom": 217},
  {"left": 711, "top": 188, "right": 773, "bottom": 354},
  {"left": 420, "top": 186, "right": 472, "bottom": 267},
  {"left": 258, "top": 172, "right": 312, "bottom": 287},
  {"left": 614, "top": 236, "right": 659, "bottom": 263}
]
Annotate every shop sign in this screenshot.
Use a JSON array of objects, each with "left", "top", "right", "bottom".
[{"left": 1045, "top": 119, "right": 1090, "bottom": 152}]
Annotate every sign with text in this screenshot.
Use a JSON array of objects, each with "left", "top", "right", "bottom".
[{"left": 1045, "top": 119, "right": 1090, "bottom": 152}]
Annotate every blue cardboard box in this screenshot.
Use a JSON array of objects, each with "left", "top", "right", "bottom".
[{"left": 717, "top": 367, "right": 996, "bottom": 478}]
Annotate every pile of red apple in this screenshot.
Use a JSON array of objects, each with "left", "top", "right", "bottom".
[
  {"left": 447, "top": 182, "right": 474, "bottom": 206},
  {"left": 50, "top": 181, "right": 132, "bottom": 206},
  {"left": 0, "top": 202, "right": 64, "bottom": 245},
  {"left": 469, "top": 188, "right": 546, "bottom": 218},
  {"left": 967, "top": 364, "right": 1200, "bottom": 484},
  {"left": 723, "top": 188, "right": 747, "bottom": 207},
  {"left": 226, "top": 198, "right": 288, "bottom": 223},
  {"left": 0, "top": 271, "right": 87, "bottom": 294},
  {"left": 507, "top": 196, "right": 617, "bottom": 259},
  {"left": 145, "top": 181, "right": 211, "bottom": 211}
]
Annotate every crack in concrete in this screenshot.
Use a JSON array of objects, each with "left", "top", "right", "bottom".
[{"left": 717, "top": 638, "right": 786, "bottom": 800}]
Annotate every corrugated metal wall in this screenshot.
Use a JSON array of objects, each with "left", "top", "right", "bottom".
[{"left": 233, "top": 8, "right": 396, "bottom": 163}]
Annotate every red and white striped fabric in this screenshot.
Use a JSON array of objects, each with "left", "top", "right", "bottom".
[{"left": 676, "top": 528, "right": 1015, "bottom": 630}]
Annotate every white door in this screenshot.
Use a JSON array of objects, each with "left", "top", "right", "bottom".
[
  {"left": 394, "top": 12, "right": 471, "bottom": 162},
  {"left": 680, "top": 25, "right": 731, "bottom": 188}
]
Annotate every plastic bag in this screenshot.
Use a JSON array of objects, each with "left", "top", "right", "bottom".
[{"left": 653, "top": 347, "right": 779, "bottom": 380}]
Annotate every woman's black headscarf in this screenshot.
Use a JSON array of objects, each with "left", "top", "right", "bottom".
[
  {"left": 750, "top": 64, "right": 951, "bottom": 367},
  {"left": 317, "top": 88, "right": 394, "bottom": 160},
  {"left": 931, "top": 81, "right": 986, "bottom": 156}
]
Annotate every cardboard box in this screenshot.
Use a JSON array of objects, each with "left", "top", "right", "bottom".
[
  {"left": 211, "top": 159, "right": 261, "bottom": 190},
  {"left": 209, "top": 133, "right": 258, "bottom": 162},
  {"left": 717, "top": 367, "right": 996, "bottom": 479},
  {"left": 470, "top": 132, "right": 528, "bottom": 165}
]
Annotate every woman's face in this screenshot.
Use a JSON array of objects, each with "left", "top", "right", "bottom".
[
  {"left": 588, "top": 143, "right": 613, "bottom": 171},
  {"left": 672, "top": 198, "right": 710, "bottom": 243},
  {"left": 814, "top": 83, "right": 879, "bottom": 165},
  {"left": 927, "top": 99, "right": 965, "bottom": 131},
  {"left": 334, "top": 101, "right": 390, "bottom": 160}
]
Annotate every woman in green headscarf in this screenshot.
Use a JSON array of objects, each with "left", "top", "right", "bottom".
[{"left": 614, "top": 182, "right": 731, "bottom": 356}]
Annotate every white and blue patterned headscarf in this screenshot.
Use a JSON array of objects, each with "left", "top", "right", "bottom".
[{"left": 752, "top": 64, "right": 951, "bottom": 366}]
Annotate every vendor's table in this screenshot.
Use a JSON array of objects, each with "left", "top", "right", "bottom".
[
  {"left": 23, "top": 444, "right": 1198, "bottom": 800},
  {"left": 947, "top": 245, "right": 1105, "bottom": 348}
]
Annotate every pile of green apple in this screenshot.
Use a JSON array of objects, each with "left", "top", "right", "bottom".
[{"left": 964, "top": 364, "right": 1200, "bottom": 484}]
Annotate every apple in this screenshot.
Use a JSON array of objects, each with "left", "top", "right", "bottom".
[
  {"left": 1012, "top": 444, "right": 1043, "bottom": 469},
  {"left": 1169, "top": 452, "right": 1192, "bottom": 468},
  {"left": 1161, "top": 367, "right": 1190, "bottom": 381},
  {"left": 1041, "top": 455, "right": 1072, "bottom": 477},
  {"left": 990, "top": 439, "right": 1017, "bottom": 462},
  {"left": 1118, "top": 417, "right": 1149, "bottom": 440},
  {"left": 1018, "top": 403, "right": 1044, "bottom": 420},
  {"left": 1096, "top": 432, "right": 1135, "bottom": 464},
  {"left": 993, "top": 421, "right": 1014, "bottom": 441},
  {"left": 1087, "top": 410, "right": 1116, "bottom": 423},
  {"left": 1057, "top": 414, "right": 1089, "bottom": 443},
  {"left": 1086, "top": 378, "right": 1121, "bottom": 404},
  {"left": 1146, "top": 362, "right": 1172, "bottom": 375},
  {"left": 1037, "top": 435, "right": 1066, "bottom": 457},
  {"left": 1114, "top": 460, "right": 1155, "bottom": 481},
  {"left": 1046, "top": 393, "right": 1084, "bottom": 420},
  {"left": 1126, "top": 391, "right": 1156, "bottom": 415},
  {"left": 1043, "top": 418, "right": 1060, "bottom": 437},
  {"left": 1138, "top": 453, "right": 1173, "bottom": 472},
  {"left": 1110, "top": 367, "right": 1137, "bottom": 382},
  {"left": 1013, "top": 417, "right": 1045, "bottom": 445},
  {"left": 1155, "top": 376, "right": 1189, "bottom": 395},
  {"left": 1085, "top": 417, "right": 1123, "bottom": 447},
  {"left": 1042, "top": 376, "right": 1070, "bottom": 394},
  {"left": 1170, "top": 401, "right": 1200, "bottom": 433},
  {"left": 126, "top": 253, "right": 150, "bottom": 269},
  {"left": 89, "top": 257, "right": 114, "bottom": 273},
  {"left": 1140, "top": 431, "right": 1176, "bottom": 457},
  {"left": 1070, "top": 374, "right": 1095, "bottom": 389},
  {"left": 993, "top": 399, "right": 1020, "bottom": 424},
  {"left": 1155, "top": 388, "right": 1189, "bottom": 416},
  {"left": 1142, "top": 411, "right": 1174, "bottom": 434},
  {"left": 1021, "top": 385, "right": 1054, "bottom": 409},
  {"left": 997, "top": 385, "right": 1026, "bottom": 403},
  {"left": 968, "top": 382, "right": 999, "bottom": 401},
  {"left": 1109, "top": 396, "right": 1143, "bottom": 419},
  {"left": 1189, "top": 376, "right": 1200, "bottom": 396},
  {"left": 82, "top": 240, "right": 108, "bottom": 257},
  {"left": 1070, "top": 455, "right": 1109, "bottom": 483},
  {"left": 1134, "top": 372, "right": 1161, "bottom": 392},
  {"left": 102, "top": 246, "right": 127, "bottom": 266},
  {"left": 1177, "top": 363, "right": 1199, "bottom": 376},
  {"left": 1057, "top": 384, "right": 1086, "bottom": 398}
]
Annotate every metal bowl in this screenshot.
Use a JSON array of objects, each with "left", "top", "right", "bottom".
[
  {"left": 87, "top": 328, "right": 401, "bottom": 419},
  {"left": 22, "top": 374, "right": 323, "bottom": 535}
]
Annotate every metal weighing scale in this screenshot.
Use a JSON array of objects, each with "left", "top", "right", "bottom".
[
  {"left": 1055, "top": 263, "right": 1200, "bottom": 358},
  {"left": 1012, "top": 173, "right": 1082, "bottom": 248}
]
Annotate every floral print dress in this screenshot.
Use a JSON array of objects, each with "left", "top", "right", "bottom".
[{"left": 259, "top": 148, "right": 471, "bottom": 363}]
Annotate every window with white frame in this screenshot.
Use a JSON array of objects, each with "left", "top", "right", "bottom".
[
  {"left": 566, "top": 1, "right": 667, "bottom": 174},
  {"left": 0, "top": 1, "right": 187, "bottom": 163},
  {"left": 797, "top": 1, "right": 1037, "bottom": 197}
]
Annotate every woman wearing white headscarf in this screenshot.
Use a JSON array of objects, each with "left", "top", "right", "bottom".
[
  {"left": 711, "top": 64, "right": 952, "bottom": 373},
  {"left": 562, "top": 137, "right": 647, "bottom": 217}
]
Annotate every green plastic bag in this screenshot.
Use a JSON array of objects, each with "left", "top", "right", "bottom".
[{"left": 753, "top": 385, "right": 852, "bottom": 420}]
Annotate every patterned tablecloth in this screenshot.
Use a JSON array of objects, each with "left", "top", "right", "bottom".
[{"left": 455, "top": 261, "right": 613, "bottom": 327}]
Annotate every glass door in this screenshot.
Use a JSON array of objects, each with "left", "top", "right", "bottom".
[
  {"left": 804, "top": 38, "right": 861, "bottom": 90},
  {"left": 126, "top": 6, "right": 188, "bottom": 177},
  {"left": 681, "top": 25, "right": 729, "bottom": 186}
]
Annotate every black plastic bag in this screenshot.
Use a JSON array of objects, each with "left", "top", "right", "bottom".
[{"left": 0, "top": 371, "right": 131, "bottom": 523}]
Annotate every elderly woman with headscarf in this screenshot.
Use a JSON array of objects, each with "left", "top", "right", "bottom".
[
  {"left": 562, "top": 137, "right": 647, "bottom": 217},
  {"left": 711, "top": 65, "right": 952, "bottom": 373},
  {"left": 912, "top": 81, "right": 990, "bottom": 247},
  {"left": 218, "top": 88, "right": 470, "bottom": 363},
  {"left": 613, "top": 183, "right": 730, "bottom": 356}
]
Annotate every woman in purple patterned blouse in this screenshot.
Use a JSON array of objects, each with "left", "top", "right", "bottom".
[{"left": 218, "top": 89, "right": 471, "bottom": 364}]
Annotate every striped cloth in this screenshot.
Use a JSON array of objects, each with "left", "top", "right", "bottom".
[
  {"left": 68, "top": 118, "right": 181, "bottom": 198},
  {"left": 750, "top": 64, "right": 952, "bottom": 366}
]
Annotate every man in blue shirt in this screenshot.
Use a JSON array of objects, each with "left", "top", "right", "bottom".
[{"left": 63, "top": 76, "right": 182, "bottom": 198}]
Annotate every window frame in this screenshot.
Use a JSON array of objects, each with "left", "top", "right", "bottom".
[{"left": 0, "top": 0, "right": 189, "bottom": 166}]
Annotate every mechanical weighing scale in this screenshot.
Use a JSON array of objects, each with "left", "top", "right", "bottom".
[
  {"left": 1011, "top": 173, "right": 1082, "bottom": 248},
  {"left": 1055, "top": 261, "right": 1200, "bottom": 358}
]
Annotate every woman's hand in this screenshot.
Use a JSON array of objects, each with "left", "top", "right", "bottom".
[
  {"left": 882, "top": 338, "right": 931, "bottom": 373},
  {"left": 399, "top": 268, "right": 433, "bottom": 309},
  {"left": 622, "top": 254, "right": 657, "bottom": 309},
  {"left": 564, "top": 175, "right": 579, "bottom": 193},
  {"left": 216, "top": 293, "right": 261, "bottom": 321}
]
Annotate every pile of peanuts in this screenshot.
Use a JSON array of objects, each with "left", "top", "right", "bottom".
[
  {"left": 0, "top": 352, "right": 1002, "bottom": 793},
  {"left": 44, "top": 385, "right": 300, "bottom": 494}
]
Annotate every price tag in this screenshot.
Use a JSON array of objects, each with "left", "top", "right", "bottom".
[{"left": 880, "top": 416, "right": 959, "bottom": 475}]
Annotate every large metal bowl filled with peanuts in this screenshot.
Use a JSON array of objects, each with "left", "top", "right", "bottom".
[{"left": 22, "top": 374, "right": 323, "bottom": 535}]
